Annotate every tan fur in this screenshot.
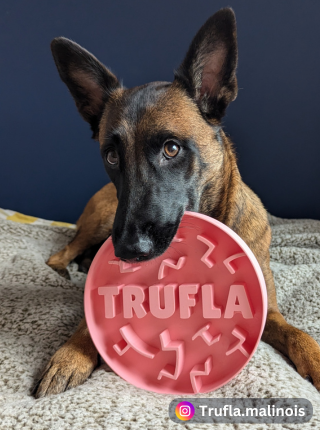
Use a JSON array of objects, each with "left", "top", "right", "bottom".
[{"left": 33, "top": 319, "right": 98, "bottom": 397}]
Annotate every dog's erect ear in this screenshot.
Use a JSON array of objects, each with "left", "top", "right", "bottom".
[
  {"left": 51, "top": 37, "right": 120, "bottom": 139},
  {"left": 174, "top": 8, "right": 238, "bottom": 120}
]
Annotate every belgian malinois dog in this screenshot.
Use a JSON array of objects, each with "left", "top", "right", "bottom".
[{"left": 33, "top": 8, "right": 320, "bottom": 397}]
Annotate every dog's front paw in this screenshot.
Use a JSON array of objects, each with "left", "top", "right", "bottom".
[
  {"left": 288, "top": 330, "right": 320, "bottom": 390},
  {"left": 32, "top": 343, "right": 98, "bottom": 398},
  {"left": 46, "top": 261, "right": 71, "bottom": 280}
]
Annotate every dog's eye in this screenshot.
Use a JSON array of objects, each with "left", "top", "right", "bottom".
[
  {"left": 163, "top": 140, "right": 180, "bottom": 159},
  {"left": 106, "top": 150, "right": 118, "bottom": 165}
]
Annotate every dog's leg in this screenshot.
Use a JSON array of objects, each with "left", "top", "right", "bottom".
[
  {"left": 33, "top": 318, "right": 97, "bottom": 398},
  {"left": 32, "top": 184, "right": 118, "bottom": 398},
  {"left": 260, "top": 255, "right": 320, "bottom": 389},
  {"left": 226, "top": 182, "right": 320, "bottom": 390},
  {"left": 47, "top": 183, "right": 118, "bottom": 279},
  {"left": 46, "top": 226, "right": 110, "bottom": 279}
]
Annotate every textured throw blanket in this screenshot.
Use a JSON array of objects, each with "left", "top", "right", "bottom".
[{"left": 0, "top": 214, "right": 320, "bottom": 429}]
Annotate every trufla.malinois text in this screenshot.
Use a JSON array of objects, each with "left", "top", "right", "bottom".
[{"left": 33, "top": 8, "right": 320, "bottom": 398}]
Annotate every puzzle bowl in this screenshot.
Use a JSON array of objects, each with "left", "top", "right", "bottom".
[{"left": 84, "top": 211, "right": 267, "bottom": 394}]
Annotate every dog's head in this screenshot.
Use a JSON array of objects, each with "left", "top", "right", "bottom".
[{"left": 51, "top": 8, "right": 238, "bottom": 262}]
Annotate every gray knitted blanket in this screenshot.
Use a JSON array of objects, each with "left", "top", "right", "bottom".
[{"left": 0, "top": 215, "right": 320, "bottom": 429}]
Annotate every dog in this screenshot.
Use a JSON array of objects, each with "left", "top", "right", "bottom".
[{"left": 33, "top": 8, "right": 320, "bottom": 397}]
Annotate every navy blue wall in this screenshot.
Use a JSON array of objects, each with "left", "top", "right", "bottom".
[{"left": 1, "top": 0, "right": 320, "bottom": 222}]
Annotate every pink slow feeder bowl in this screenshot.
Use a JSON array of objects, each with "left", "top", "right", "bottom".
[{"left": 84, "top": 211, "right": 267, "bottom": 394}]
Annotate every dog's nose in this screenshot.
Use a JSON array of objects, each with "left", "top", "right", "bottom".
[{"left": 114, "top": 236, "right": 154, "bottom": 262}]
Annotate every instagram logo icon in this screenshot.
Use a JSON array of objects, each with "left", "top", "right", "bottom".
[{"left": 175, "top": 401, "right": 195, "bottom": 421}]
